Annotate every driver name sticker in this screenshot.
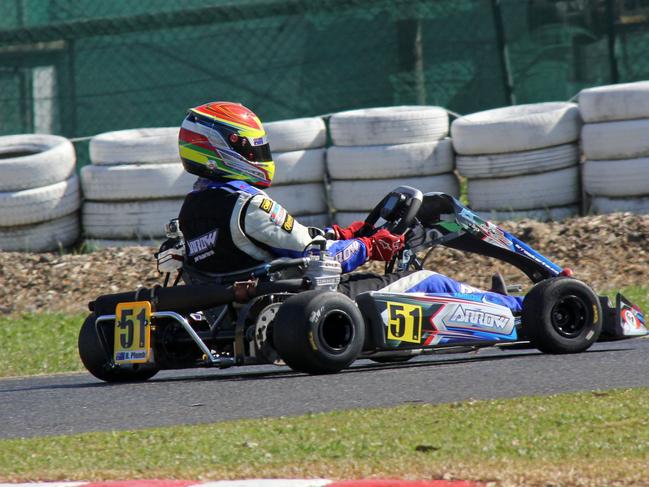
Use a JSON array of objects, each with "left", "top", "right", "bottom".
[
  {"left": 386, "top": 302, "right": 423, "bottom": 344},
  {"left": 114, "top": 301, "right": 152, "bottom": 364}
]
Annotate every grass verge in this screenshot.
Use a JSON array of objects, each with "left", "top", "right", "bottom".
[
  {"left": 1, "top": 388, "right": 649, "bottom": 485},
  {"left": 0, "top": 313, "right": 86, "bottom": 378}
]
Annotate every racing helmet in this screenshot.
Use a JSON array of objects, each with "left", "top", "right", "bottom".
[{"left": 178, "top": 101, "right": 274, "bottom": 188}]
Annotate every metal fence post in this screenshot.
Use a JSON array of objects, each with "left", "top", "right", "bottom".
[
  {"left": 490, "top": 0, "right": 515, "bottom": 105},
  {"left": 397, "top": 18, "right": 426, "bottom": 105},
  {"left": 605, "top": 0, "right": 619, "bottom": 83}
]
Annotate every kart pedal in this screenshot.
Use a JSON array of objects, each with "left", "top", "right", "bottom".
[{"left": 490, "top": 273, "right": 508, "bottom": 296}]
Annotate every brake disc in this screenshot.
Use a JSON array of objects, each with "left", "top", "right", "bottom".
[{"left": 254, "top": 303, "right": 284, "bottom": 365}]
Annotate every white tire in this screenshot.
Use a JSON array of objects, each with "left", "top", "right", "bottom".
[
  {"left": 0, "top": 213, "right": 79, "bottom": 252},
  {"left": 265, "top": 117, "right": 326, "bottom": 152},
  {"left": 272, "top": 149, "right": 325, "bottom": 186},
  {"left": 329, "top": 106, "right": 449, "bottom": 146},
  {"left": 81, "top": 163, "right": 194, "bottom": 201},
  {"left": 84, "top": 239, "right": 162, "bottom": 249},
  {"left": 296, "top": 213, "right": 330, "bottom": 229},
  {"left": 82, "top": 199, "right": 183, "bottom": 239},
  {"left": 90, "top": 127, "right": 180, "bottom": 165},
  {"left": 327, "top": 139, "right": 454, "bottom": 180},
  {"left": 330, "top": 173, "right": 459, "bottom": 212},
  {"left": 334, "top": 211, "right": 369, "bottom": 228},
  {"left": 456, "top": 143, "right": 578, "bottom": 178},
  {"left": 582, "top": 119, "right": 649, "bottom": 161},
  {"left": 265, "top": 183, "right": 327, "bottom": 216},
  {"left": 589, "top": 195, "right": 649, "bottom": 214},
  {"left": 582, "top": 158, "right": 649, "bottom": 197},
  {"left": 578, "top": 81, "right": 649, "bottom": 123},
  {"left": 451, "top": 102, "right": 581, "bottom": 155},
  {"left": 0, "top": 175, "right": 80, "bottom": 227},
  {"left": 0, "top": 134, "right": 76, "bottom": 191},
  {"left": 478, "top": 205, "right": 579, "bottom": 222},
  {"left": 467, "top": 166, "right": 580, "bottom": 211}
]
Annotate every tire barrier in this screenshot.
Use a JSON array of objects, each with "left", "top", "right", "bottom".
[
  {"left": 590, "top": 195, "right": 649, "bottom": 214},
  {"left": 331, "top": 174, "right": 459, "bottom": 212},
  {"left": 272, "top": 149, "right": 326, "bottom": 186},
  {"left": 264, "top": 117, "right": 330, "bottom": 227},
  {"left": 82, "top": 199, "right": 183, "bottom": 240},
  {"left": 0, "top": 213, "right": 79, "bottom": 252},
  {"left": 327, "top": 139, "right": 454, "bottom": 180},
  {"left": 477, "top": 205, "right": 580, "bottom": 223},
  {"left": 451, "top": 102, "right": 581, "bottom": 155},
  {"left": 80, "top": 163, "right": 194, "bottom": 201},
  {"left": 327, "top": 105, "right": 456, "bottom": 225},
  {"left": 578, "top": 80, "right": 649, "bottom": 123},
  {"left": 82, "top": 127, "right": 188, "bottom": 243},
  {"left": 0, "top": 134, "right": 80, "bottom": 251},
  {"left": 329, "top": 106, "right": 449, "bottom": 146},
  {"left": 89, "top": 127, "right": 181, "bottom": 165},
  {"left": 84, "top": 238, "right": 163, "bottom": 249},
  {"left": 466, "top": 166, "right": 580, "bottom": 212},
  {"left": 452, "top": 102, "right": 582, "bottom": 221},
  {"left": 7, "top": 84, "right": 649, "bottom": 253},
  {"left": 265, "top": 117, "right": 327, "bottom": 152},
  {"left": 579, "top": 81, "right": 649, "bottom": 215}
]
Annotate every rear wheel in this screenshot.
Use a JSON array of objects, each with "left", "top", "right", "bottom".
[
  {"left": 273, "top": 291, "right": 365, "bottom": 374},
  {"left": 522, "top": 278, "right": 602, "bottom": 354},
  {"left": 78, "top": 313, "right": 159, "bottom": 382}
]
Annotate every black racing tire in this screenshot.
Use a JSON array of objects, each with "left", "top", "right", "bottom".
[
  {"left": 273, "top": 290, "right": 365, "bottom": 374},
  {"left": 522, "top": 277, "right": 602, "bottom": 354},
  {"left": 370, "top": 356, "right": 413, "bottom": 364},
  {"left": 78, "top": 313, "right": 159, "bottom": 382}
]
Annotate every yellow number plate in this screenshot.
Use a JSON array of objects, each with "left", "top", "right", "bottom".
[
  {"left": 386, "top": 302, "right": 423, "bottom": 344},
  {"left": 114, "top": 301, "right": 152, "bottom": 364}
]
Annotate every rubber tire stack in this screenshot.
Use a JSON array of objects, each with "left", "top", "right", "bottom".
[
  {"left": 327, "top": 106, "right": 458, "bottom": 227},
  {"left": 451, "top": 102, "right": 582, "bottom": 222},
  {"left": 579, "top": 81, "right": 649, "bottom": 214},
  {"left": 0, "top": 134, "right": 80, "bottom": 251},
  {"left": 82, "top": 127, "right": 191, "bottom": 247},
  {"left": 263, "top": 117, "right": 329, "bottom": 228}
]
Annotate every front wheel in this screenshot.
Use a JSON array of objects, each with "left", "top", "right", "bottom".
[
  {"left": 78, "top": 314, "right": 159, "bottom": 382},
  {"left": 273, "top": 291, "right": 365, "bottom": 374},
  {"left": 522, "top": 278, "right": 602, "bottom": 354}
]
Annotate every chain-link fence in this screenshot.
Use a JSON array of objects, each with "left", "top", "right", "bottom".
[{"left": 1, "top": 0, "right": 648, "bottom": 146}]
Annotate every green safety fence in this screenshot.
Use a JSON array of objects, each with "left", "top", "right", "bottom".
[{"left": 0, "top": 0, "right": 647, "bottom": 147}]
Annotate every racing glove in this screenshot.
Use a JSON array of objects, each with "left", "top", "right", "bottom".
[
  {"left": 329, "top": 221, "right": 373, "bottom": 240},
  {"left": 359, "top": 228, "right": 405, "bottom": 262}
]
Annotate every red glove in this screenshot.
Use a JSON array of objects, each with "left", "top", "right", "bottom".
[
  {"left": 330, "top": 221, "right": 372, "bottom": 240},
  {"left": 359, "top": 228, "right": 405, "bottom": 262}
]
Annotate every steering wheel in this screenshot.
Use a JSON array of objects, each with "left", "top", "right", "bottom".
[{"left": 357, "top": 186, "right": 423, "bottom": 237}]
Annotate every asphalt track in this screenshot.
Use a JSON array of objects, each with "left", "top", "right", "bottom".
[{"left": 2, "top": 337, "right": 649, "bottom": 439}]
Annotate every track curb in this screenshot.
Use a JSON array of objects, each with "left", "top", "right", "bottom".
[{"left": 0, "top": 480, "right": 481, "bottom": 486}]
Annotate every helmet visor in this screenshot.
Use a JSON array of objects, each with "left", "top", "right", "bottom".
[{"left": 226, "top": 131, "right": 272, "bottom": 163}]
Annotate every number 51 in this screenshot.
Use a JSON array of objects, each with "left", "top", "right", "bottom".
[{"left": 386, "top": 302, "right": 423, "bottom": 344}]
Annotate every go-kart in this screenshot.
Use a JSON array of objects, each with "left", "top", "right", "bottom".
[{"left": 78, "top": 186, "right": 647, "bottom": 382}]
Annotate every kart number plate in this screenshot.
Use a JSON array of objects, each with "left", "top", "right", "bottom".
[
  {"left": 114, "top": 301, "right": 152, "bottom": 364},
  {"left": 386, "top": 302, "right": 423, "bottom": 344}
]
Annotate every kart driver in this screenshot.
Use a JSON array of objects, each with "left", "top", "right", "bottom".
[{"left": 177, "top": 101, "right": 523, "bottom": 313}]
